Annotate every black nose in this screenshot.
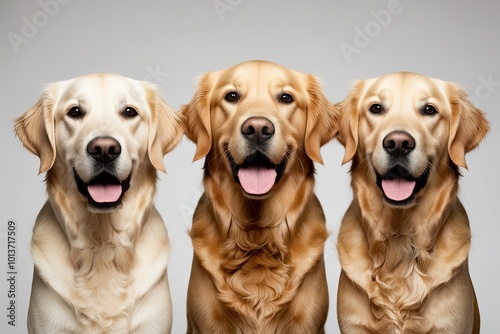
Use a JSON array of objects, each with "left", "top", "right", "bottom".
[
  {"left": 383, "top": 131, "right": 415, "bottom": 157},
  {"left": 87, "top": 137, "right": 121, "bottom": 163},
  {"left": 241, "top": 117, "right": 275, "bottom": 143}
]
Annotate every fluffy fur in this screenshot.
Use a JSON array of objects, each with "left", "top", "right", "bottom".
[
  {"left": 15, "top": 73, "right": 183, "bottom": 333},
  {"left": 181, "top": 60, "right": 338, "bottom": 333},
  {"left": 335, "top": 72, "right": 489, "bottom": 333}
]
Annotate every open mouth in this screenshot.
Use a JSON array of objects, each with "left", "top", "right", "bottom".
[
  {"left": 74, "top": 170, "right": 131, "bottom": 210},
  {"left": 375, "top": 165, "right": 430, "bottom": 206},
  {"left": 228, "top": 150, "right": 288, "bottom": 196}
]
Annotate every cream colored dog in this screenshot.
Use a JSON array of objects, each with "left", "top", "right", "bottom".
[
  {"left": 15, "top": 73, "right": 183, "bottom": 333},
  {"left": 335, "top": 72, "right": 489, "bottom": 333}
]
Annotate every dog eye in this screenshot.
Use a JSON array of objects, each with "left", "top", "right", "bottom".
[
  {"left": 224, "top": 91, "right": 239, "bottom": 103},
  {"left": 369, "top": 104, "right": 383, "bottom": 114},
  {"left": 122, "top": 107, "right": 138, "bottom": 118},
  {"left": 279, "top": 93, "right": 294, "bottom": 104},
  {"left": 67, "top": 106, "right": 83, "bottom": 119},
  {"left": 422, "top": 105, "right": 438, "bottom": 116}
]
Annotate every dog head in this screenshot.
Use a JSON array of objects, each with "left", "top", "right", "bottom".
[
  {"left": 337, "top": 72, "right": 489, "bottom": 207},
  {"left": 15, "top": 73, "right": 183, "bottom": 212},
  {"left": 181, "top": 60, "right": 337, "bottom": 199}
]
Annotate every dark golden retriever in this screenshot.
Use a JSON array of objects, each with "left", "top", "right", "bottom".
[
  {"left": 15, "top": 73, "right": 183, "bottom": 333},
  {"left": 181, "top": 60, "right": 338, "bottom": 333},
  {"left": 335, "top": 72, "right": 489, "bottom": 333}
]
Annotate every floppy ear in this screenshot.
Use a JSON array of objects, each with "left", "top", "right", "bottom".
[
  {"left": 448, "top": 84, "right": 490, "bottom": 169},
  {"left": 14, "top": 87, "right": 56, "bottom": 174},
  {"left": 304, "top": 75, "right": 339, "bottom": 164},
  {"left": 145, "top": 83, "right": 184, "bottom": 173},
  {"left": 336, "top": 80, "right": 363, "bottom": 165},
  {"left": 180, "top": 72, "right": 214, "bottom": 162}
]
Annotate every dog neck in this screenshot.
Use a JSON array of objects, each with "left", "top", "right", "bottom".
[
  {"left": 44, "top": 165, "right": 158, "bottom": 329},
  {"left": 340, "top": 157, "right": 471, "bottom": 329},
  {"left": 350, "top": 156, "right": 461, "bottom": 244},
  {"left": 203, "top": 163, "right": 315, "bottom": 233},
  {"left": 45, "top": 166, "right": 156, "bottom": 255},
  {"left": 195, "top": 166, "right": 321, "bottom": 322}
]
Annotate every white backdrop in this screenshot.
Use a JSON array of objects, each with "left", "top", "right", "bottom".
[{"left": 1, "top": 1, "right": 499, "bottom": 333}]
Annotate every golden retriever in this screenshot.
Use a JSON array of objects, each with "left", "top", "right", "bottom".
[
  {"left": 181, "top": 60, "right": 338, "bottom": 333},
  {"left": 14, "top": 73, "right": 183, "bottom": 333},
  {"left": 335, "top": 72, "right": 489, "bottom": 333}
]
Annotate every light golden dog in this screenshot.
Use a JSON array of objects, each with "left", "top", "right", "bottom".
[
  {"left": 335, "top": 72, "right": 489, "bottom": 333},
  {"left": 181, "top": 60, "right": 337, "bottom": 333},
  {"left": 15, "top": 73, "right": 183, "bottom": 333}
]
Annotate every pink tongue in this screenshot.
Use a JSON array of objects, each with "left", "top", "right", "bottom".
[
  {"left": 381, "top": 178, "right": 416, "bottom": 201},
  {"left": 87, "top": 184, "right": 122, "bottom": 203},
  {"left": 238, "top": 167, "right": 277, "bottom": 195}
]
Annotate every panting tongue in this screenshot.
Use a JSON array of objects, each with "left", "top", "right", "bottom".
[
  {"left": 87, "top": 184, "right": 122, "bottom": 203},
  {"left": 381, "top": 178, "right": 416, "bottom": 202},
  {"left": 238, "top": 166, "right": 277, "bottom": 195}
]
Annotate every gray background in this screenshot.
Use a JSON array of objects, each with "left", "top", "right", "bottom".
[{"left": 1, "top": 0, "right": 499, "bottom": 333}]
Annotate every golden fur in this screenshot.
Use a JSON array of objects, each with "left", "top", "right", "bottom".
[
  {"left": 181, "top": 60, "right": 338, "bottom": 333},
  {"left": 15, "top": 73, "right": 183, "bottom": 333},
  {"left": 335, "top": 72, "right": 489, "bottom": 333}
]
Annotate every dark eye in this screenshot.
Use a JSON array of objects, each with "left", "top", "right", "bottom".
[
  {"left": 369, "top": 103, "right": 383, "bottom": 114},
  {"left": 122, "top": 106, "right": 138, "bottom": 118},
  {"left": 279, "top": 93, "right": 294, "bottom": 104},
  {"left": 422, "top": 105, "right": 438, "bottom": 116},
  {"left": 224, "top": 91, "right": 239, "bottom": 103},
  {"left": 67, "top": 106, "right": 83, "bottom": 118}
]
